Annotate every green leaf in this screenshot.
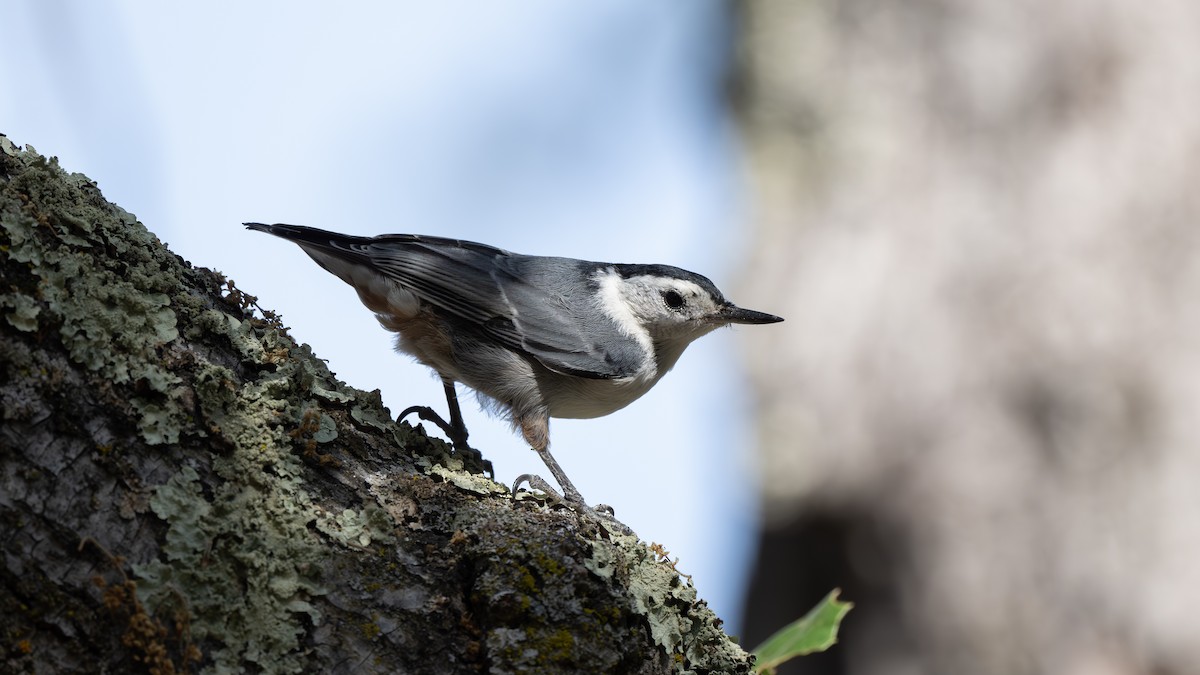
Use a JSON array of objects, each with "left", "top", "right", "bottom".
[{"left": 752, "top": 589, "right": 852, "bottom": 673}]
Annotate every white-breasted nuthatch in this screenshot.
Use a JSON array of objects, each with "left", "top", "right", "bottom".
[{"left": 245, "top": 223, "right": 782, "bottom": 509}]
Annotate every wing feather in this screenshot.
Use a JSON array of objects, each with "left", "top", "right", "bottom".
[
  {"left": 248, "top": 224, "right": 645, "bottom": 378},
  {"left": 368, "top": 240, "right": 644, "bottom": 379}
]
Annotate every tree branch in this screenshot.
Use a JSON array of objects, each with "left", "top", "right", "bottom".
[{"left": 0, "top": 135, "right": 751, "bottom": 674}]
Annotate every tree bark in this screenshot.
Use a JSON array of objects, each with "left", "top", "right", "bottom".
[{"left": 0, "top": 135, "right": 751, "bottom": 675}]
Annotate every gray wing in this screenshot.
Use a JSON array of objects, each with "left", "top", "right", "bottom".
[
  {"left": 246, "top": 224, "right": 643, "bottom": 379},
  {"left": 368, "top": 239, "right": 646, "bottom": 379}
]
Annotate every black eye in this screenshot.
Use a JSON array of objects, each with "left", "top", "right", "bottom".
[{"left": 661, "top": 290, "right": 684, "bottom": 310}]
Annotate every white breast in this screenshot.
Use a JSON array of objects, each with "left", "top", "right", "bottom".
[{"left": 541, "top": 372, "right": 661, "bottom": 419}]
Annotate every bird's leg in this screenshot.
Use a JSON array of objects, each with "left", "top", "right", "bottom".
[
  {"left": 510, "top": 416, "right": 625, "bottom": 529},
  {"left": 440, "top": 378, "right": 470, "bottom": 450},
  {"left": 398, "top": 379, "right": 492, "bottom": 477},
  {"left": 397, "top": 381, "right": 465, "bottom": 443},
  {"left": 438, "top": 379, "right": 493, "bottom": 476},
  {"left": 510, "top": 415, "right": 586, "bottom": 507},
  {"left": 512, "top": 451, "right": 621, "bottom": 523},
  {"left": 520, "top": 445, "right": 587, "bottom": 507}
]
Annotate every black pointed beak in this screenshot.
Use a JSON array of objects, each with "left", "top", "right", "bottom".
[{"left": 720, "top": 304, "right": 784, "bottom": 325}]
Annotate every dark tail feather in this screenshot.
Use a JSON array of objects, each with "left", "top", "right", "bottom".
[
  {"left": 243, "top": 222, "right": 373, "bottom": 251},
  {"left": 243, "top": 223, "right": 382, "bottom": 281}
]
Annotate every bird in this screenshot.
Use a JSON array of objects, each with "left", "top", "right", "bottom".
[{"left": 244, "top": 223, "right": 782, "bottom": 510}]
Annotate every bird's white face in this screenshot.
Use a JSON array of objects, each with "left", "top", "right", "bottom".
[
  {"left": 615, "top": 274, "right": 728, "bottom": 341},
  {"left": 592, "top": 265, "right": 779, "bottom": 379}
]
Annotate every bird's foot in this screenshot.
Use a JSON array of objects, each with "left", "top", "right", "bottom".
[
  {"left": 399, "top": 405, "right": 454, "bottom": 438},
  {"left": 512, "top": 474, "right": 625, "bottom": 529},
  {"left": 512, "top": 473, "right": 585, "bottom": 507},
  {"left": 399, "top": 405, "right": 494, "bottom": 478}
]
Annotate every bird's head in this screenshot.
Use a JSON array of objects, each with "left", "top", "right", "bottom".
[{"left": 607, "top": 264, "right": 782, "bottom": 346}]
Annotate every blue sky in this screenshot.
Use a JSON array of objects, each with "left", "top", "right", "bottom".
[{"left": 2, "top": 1, "right": 765, "bottom": 632}]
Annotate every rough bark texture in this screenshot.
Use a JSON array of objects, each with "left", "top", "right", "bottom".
[
  {"left": 0, "top": 136, "right": 752, "bottom": 675},
  {"left": 734, "top": 2, "right": 1200, "bottom": 674}
]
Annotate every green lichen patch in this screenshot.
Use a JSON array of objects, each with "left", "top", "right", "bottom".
[
  {"left": 443, "top": 496, "right": 752, "bottom": 674},
  {"left": 135, "top": 460, "right": 326, "bottom": 673},
  {"left": 587, "top": 531, "right": 753, "bottom": 674},
  {"left": 0, "top": 147, "right": 185, "bottom": 445},
  {"left": 348, "top": 389, "right": 395, "bottom": 431},
  {"left": 427, "top": 463, "right": 508, "bottom": 496},
  {"left": 127, "top": 318, "right": 416, "bottom": 672},
  {"left": 132, "top": 355, "right": 334, "bottom": 672},
  {"left": 313, "top": 503, "right": 396, "bottom": 548},
  {"left": 1, "top": 140, "right": 435, "bottom": 672},
  {"left": 0, "top": 293, "right": 39, "bottom": 331}
]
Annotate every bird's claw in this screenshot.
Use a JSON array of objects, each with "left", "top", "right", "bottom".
[
  {"left": 512, "top": 474, "right": 625, "bottom": 530},
  {"left": 399, "top": 405, "right": 455, "bottom": 438},
  {"left": 512, "top": 472, "right": 586, "bottom": 507},
  {"left": 512, "top": 473, "right": 566, "bottom": 501},
  {"left": 399, "top": 405, "right": 493, "bottom": 478}
]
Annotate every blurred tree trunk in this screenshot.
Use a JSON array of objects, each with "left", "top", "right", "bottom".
[
  {"left": 0, "top": 136, "right": 751, "bottom": 674},
  {"left": 734, "top": 2, "right": 1200, "bottom": 674}
]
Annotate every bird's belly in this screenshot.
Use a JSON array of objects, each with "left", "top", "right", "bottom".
[{"left": 541, "top": 373, "right": 659, "bottom": 420}]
